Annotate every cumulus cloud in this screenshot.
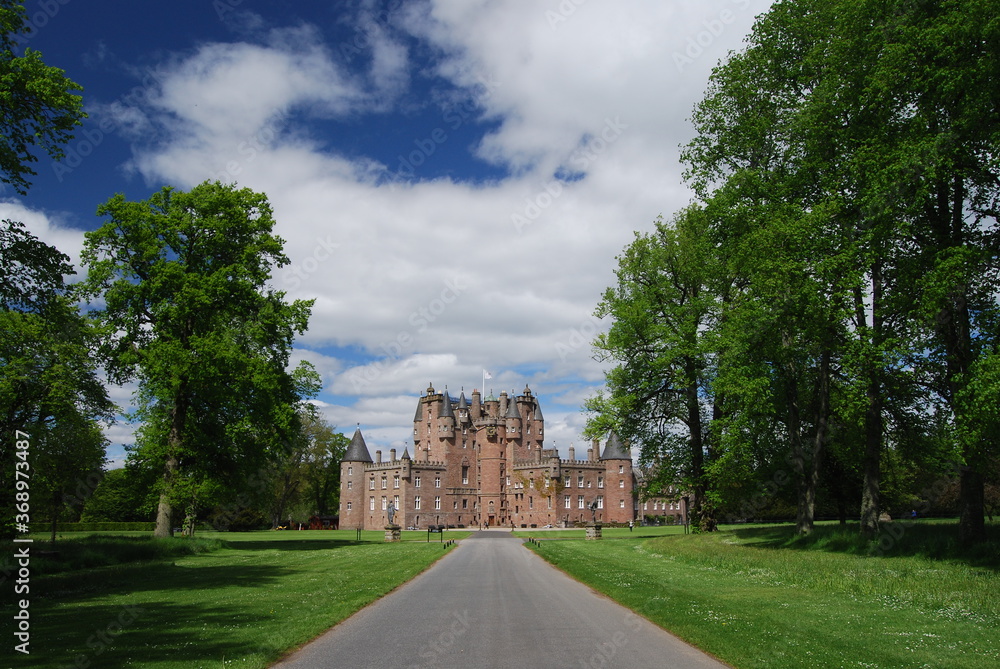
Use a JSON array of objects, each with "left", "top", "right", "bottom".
[{"left": 76, "top": 0, "right": 771, "bottom": 453}]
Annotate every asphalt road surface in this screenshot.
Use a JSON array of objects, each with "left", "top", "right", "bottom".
[{"left": 272, "top": 530, "right": 729, "bottom": 669}]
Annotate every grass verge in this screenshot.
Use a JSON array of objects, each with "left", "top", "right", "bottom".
[
  {"left": 12, "top": 530, "right": 467, "bottom": 669},
  {"left": 528, "top": 522, "right": 1000, "bottom": 669}
]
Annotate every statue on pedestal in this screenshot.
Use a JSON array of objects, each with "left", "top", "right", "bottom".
[{"left": 386, "top": 502, "right": 397, "bottom": 527}]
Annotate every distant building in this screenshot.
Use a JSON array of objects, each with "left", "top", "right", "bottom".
[{"left": 339, "top": 383, "right": 636, "bottom": 529}]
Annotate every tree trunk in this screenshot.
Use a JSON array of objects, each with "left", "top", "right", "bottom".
[
  {"left": 959, "top": 466, "right": 986, "bottom": 546},
  {"left": 858, "top": 262, "right": 883, "bottom": 538},
  {"left": 797, "top": 348, "right": 831, "bottom": 536},
  {"left": 155, "top": 387, "right": 188, "bottom": 538},
  {"left": 686, "top": 360, "right": 709, "bottom": 530}
]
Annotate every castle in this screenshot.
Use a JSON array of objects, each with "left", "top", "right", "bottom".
[{"left": 338, "top": 383, "right": 637, "bottom": 530}]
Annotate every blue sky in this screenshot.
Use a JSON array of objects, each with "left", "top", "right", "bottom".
[{"left": 4, "top": 0, "right": 770, "bottom": 465}]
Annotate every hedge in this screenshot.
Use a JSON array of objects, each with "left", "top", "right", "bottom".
[{"left": 51, "top": 522, "right": 157, "bottom": 532}]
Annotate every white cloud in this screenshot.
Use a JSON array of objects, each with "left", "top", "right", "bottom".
[
  {"left": 0, "top": 201, "right": 89, "bottom": 277},
  {"left": 87, "top": 1, "right": 771, "bottom": 454}
]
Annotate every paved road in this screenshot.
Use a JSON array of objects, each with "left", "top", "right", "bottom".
[{"left": 272, "top": 531, "right": 728, "bottom": 669}]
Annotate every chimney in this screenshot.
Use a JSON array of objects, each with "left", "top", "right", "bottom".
[
  {"left": 390, "top": 448, "right": 397, "bottom": 461},
  {"left": 568, "top": 445, "right": 576, "bottom": 461},
  {"left": 375, "top": 450, "right": 382, "bottom": 464}
]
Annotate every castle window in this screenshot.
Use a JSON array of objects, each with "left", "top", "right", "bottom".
[
  {"left": 370, "top": 497, "right": 375, "bottom": 511},
  {"left": 529, "top": 497, "right": 533, "bottom": 509},
  {"left": 529, "top": 479, "right": 535, "bottom": 489},
  {"left": 381, "top": 497, "right": 387, "bottom": 510},
  {"left": 597, "top": 496, "right": 604, "bottom": 509},
  {"left": 347, "top": 481, "right": 352, "bottom": 490},
  {"left": 598, "top": 477, "right": 604, "bottom": 489},
  {"left": 414, "top": 496, "right": 421, "bottom": 509},
  {"left": 565, "top": 476, "right": 571, "bottom": 487},
  {"left": 578, "top": 495, "right": 585, "bottom": 509},
  {"left": 435, "top": 476, "right": 441, "bottom": 488},
  {"left": 620, "top": 499, "right": 625, "bottom": 508},
  {"left": 348, "top": 466, "right": 353, "bottom": 475},
  {"left": 577, "top": 475, "right": 584, "bottom": 488},
  {"left": 547, "top": 496, "right": 552, "bottom": 509},
  {"left": 394, "top": 475, "right": 400, "bottom": 489},
  {"left": 565, "top": 495, "right": 571, "bottom": 509},
  {"left": 415, "top": 476, "right": 421, "bottom": 488},
  {"left": 434, "top": 497, "right": 441, "bottom": 510},
  {"left": 462, "top": 466, "right": 469, "bottom": 485},
  {"left": 369, "top": 478, "right": 375, "bottom": 490},
  {"left": 619, "top": 479, "right": 625, "bottom": 488},
  {"left": 394, "top": 495, "right": 400, "bottom": 510},
  {"left": 462, "top": 499, "right": 468, "bottom": 509},
  {"left": 506, "top": 476, "right": 511, "bottom": 486},
  {"left": 587, "top": 480, "right": 592, "bottom": 488},
  {"left": 619, "top": 464, "right": 624, "bottom": 474},
  {"left": 346, "top": 501, "right": 352, "bottom": 511},
  {"left": 381, "top": 476, "right": 387, "bottom": 490}
]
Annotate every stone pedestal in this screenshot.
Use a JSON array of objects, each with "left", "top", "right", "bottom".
[
  {"left": 384, "top": 525, "right": 401, "bottom": 542},
  {"left": 585, "top": 523, "right": 603, "bottom": 540}
]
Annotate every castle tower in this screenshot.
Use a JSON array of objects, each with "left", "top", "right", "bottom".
[
  {"left": 340, "top": 427, "right": 373, "bottom": 530},
  {"left": 601, "top": 432, "right": 635, "bottom": 524}
]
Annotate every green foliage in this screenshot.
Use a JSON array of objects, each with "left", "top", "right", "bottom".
[
  {"left": 0, "top": 0, "right": 85, "bottom": 194},
  {"left": 592, "top": 0, "right": 999, "bottom": 541},
  {"left": 1, "top": 220, "right": 114, "bottom": 540},
  {"left": 79, "top": 181, "right": 318, "bottom": 537},
  {"left": 81, "top": 467, "right": 158, "bottom": 523}
]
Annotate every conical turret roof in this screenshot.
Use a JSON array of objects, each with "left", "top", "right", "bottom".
[
  {"left": 533, "top": 398, "right": 544, "bottom": 420},
  {"left": 344, "top": 427, "right": 373, "bottom": 463},
  {"left": 601, "top": 432, "right": 630, "bottom": 460},
  {"left": 440, "top": 390, "right": 454, "bottom": 419},
  {"left": 457, "top": 391, "right": 469, "bottom": 410},
  {"left": 413, "top": 395, "right": 423, "bottom": 422},
  {"left": 506, "top": 395, "right": 521, "bottom": 418}
]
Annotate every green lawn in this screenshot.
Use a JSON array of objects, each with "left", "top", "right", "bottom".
[
  {"left": 528, "top": 522, "right": 1000, "bottom": 668},
  {"left": 14, "top": 530, "right": 467, "bottom": 669}
]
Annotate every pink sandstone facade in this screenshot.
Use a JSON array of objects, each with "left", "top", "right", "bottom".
[{"left": 339, "top": 383, "right": 637, "bottom": 530}]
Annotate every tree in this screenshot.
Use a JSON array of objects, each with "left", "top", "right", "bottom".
[
  {"left": 0, "top": 0, "right": 85, "bottom": 194},
  {"left": 79, "top": 181, "right": 317, "bottom": 538},
  {"left": 681, "top": 0, "right": 999, "bottom": 542},
  {"left": 1, "top": 220, "right": 114, "bottom": 540},
  {"left": 587, "top": 206, "right": 723, "bottom": 530}
]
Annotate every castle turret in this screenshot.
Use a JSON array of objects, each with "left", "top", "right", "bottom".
[
  {"left": 601, "top": 432, "right": 635, "bottom": 524},
  {"left": 340, "top": 427, "right": 372, "bottom": 530}
]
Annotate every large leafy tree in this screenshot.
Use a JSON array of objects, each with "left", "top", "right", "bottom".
[
  {"left": 587, "top": 206, "right": 723, "bottom": 529},
  {"left": 1, "top": 220, "right": 114, "bottom": 540},
  {"left": 79, "top": 181, "right": 318, "bottom": 538},
  {"left": 0, "top": 0, "right": 85, "bottom": 194},
  {"left": 682, "top": 0, "right": 999, "bottom": 543}
]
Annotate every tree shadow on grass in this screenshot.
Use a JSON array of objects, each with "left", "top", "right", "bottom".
[
  {"left": 24, "top": 597, "right": 286, "bottom": 669},
  {"left": 223, "top": 539, "right": 365, "bottom": 551},
  {"left": 726, "top": 522, "right": 1000, "bottom": 570}
]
